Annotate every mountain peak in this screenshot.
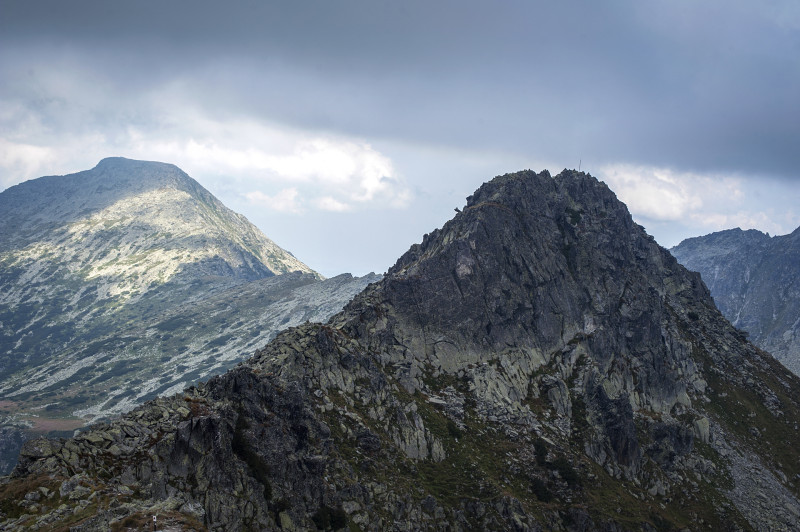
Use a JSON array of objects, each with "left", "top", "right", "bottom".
[
  {"left": 95, "top": 156, "right": 176, "bottom": 169},
  {"left": 346, "top": 168, "right": 678, "bottom": 374},
  {"left": 90, "top": 157, "right": 194, "bottom": 190},
  {"left": 1, "top": 158, "right": 199, "bottom": 232},
  {"left": 388, "top": 169, "right": 630, "bottom": 274},
  {"left": 674, "top": 227, "right": 771, "bottom": 249},
  {"left": 0, "top": 158, "right": 314, "bottom": 277},
  {"left": 1, "top": 158, "right": 317, "bottom": 395}
]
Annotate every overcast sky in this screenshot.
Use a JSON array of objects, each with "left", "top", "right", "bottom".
[{"left": 2, "top": 1, "right": 799, "bottom": 276}]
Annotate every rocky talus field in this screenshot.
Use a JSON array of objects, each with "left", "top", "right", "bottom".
[
  {"left": 672, "top": 227, "right": 800, "bottom": 376},
  {"left": 4, "top": 170, "right": 800, "bottom": 531}
]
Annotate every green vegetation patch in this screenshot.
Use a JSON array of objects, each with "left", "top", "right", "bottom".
[
  {"left": 311, "top": 504, "right": 348, "bottom": 531},
  {"left": 412, "top": 395, "right": 533, "bottom": 509},
  {"left": 582, "top": 458, "right": 749, "bottom": 530},
  {"left": 699, "top": 349, "right": 800, "bottom": 497},
  {"left": 0, "top": 474, "right": 63, "bottom": 519}
]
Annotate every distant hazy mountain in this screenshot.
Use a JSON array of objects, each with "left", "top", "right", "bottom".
[
  {"left": 0, "top": 158, "right": 379, "bottom": 472},
  {"left": 671, "top": 227, "right": 800, "bottom": 374},
  {"left": 0, "top": 158, "right": 315, "bottom": 375}
]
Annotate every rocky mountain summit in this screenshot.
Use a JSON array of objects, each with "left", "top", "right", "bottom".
[
  {"left": 0, "top": 158, "right": 377, "bottom": 473},
  {"left": 1, "top": 157, "right": 315, "bottom": 382},
  {"left": 5, "top": 170, "right": 800, "bottom": 531},
  {"left": 671, "top": 227, "right": 800, "bottom": 375}
]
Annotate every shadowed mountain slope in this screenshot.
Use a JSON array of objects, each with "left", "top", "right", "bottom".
[{"left": 5, "top": 170, "right": 800, "bottom": 531}]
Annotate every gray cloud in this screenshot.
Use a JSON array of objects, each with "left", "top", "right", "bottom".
[
  {"left": 2, "top": 0, "right": 799, "bottom": 274},
  {"left": 4, "top": 0, "right": 799, "bottom": 176}
]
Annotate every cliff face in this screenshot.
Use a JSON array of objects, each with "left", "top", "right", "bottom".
[
  {"left": 5, "top": 170, "right": 800, "bottom": 531},
  {"left": 672, "top": 227, "right": 800, "bottom": 375}
]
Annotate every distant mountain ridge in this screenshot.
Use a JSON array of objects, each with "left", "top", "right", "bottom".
[
  {"left": 671, "top": 226, "right": 800, "bottom": 374},
  {"left": 0, "top": 158, "right": 378, "bottom": 473}
]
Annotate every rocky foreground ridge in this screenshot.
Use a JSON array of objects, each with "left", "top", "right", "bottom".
[
  {"left": 4, "top": 170, "right": 800, "bottom": 531},
  {"left": 671, "top": 227, "right": 800, "bottom": 376}
]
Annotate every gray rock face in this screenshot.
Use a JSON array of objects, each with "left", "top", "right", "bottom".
[
  {"left": 671, "top": 227, "right": 800, "bottom": 374},
  {"left": 5, "top": 169, "right": 800, "bottom": 531},
  {"left": 0, "top": 158, "right": 378, "bottom": 473}
]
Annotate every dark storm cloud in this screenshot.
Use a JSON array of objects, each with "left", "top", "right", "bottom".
[{"left": 3, "top": 0, "right": 800, "bottom": 179}]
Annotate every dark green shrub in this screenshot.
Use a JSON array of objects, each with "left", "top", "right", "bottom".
[
  {"left": 533, "top": 438, "right": 548, "bottom": 465},
  {"left": 311, "top": 505, "right": 347, "bottom": 530},
  {"left": 552, "top": 456, "right": 580, "bottom": 486},
  {"left": 446, "top": 419, "right": 463, "bottom": 439},
  {"left": 531, "top": 478, "right": 553, "bottom": 502}
]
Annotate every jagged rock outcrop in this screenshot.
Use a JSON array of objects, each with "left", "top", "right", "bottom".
[
  {"left": 671, "top": 227, "right": 800, "bottom": 375},
  {"left": 4, "top": 169, "right": 800, "bottom": 531},
  {"left": 0, "top": 158, "right": 378, "bottom": 473}
]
